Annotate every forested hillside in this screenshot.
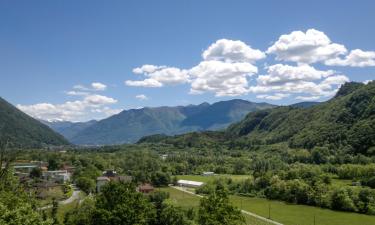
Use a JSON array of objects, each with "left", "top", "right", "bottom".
[
  {"left": 0, "top": 97, "right": 69, "bottom": 147},
  {"left": 143, "top": 82, "right": 375, "bottom": 156},
  {"left": 228, "top": 82, "right": 375, "bottom": 155}
]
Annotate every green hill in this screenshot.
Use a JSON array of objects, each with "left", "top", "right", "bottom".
[
  {"left": 145, "top": 82, "right": 375, "bottom": 155},
  {"left": 228, "top": 81, "right": 375, "bottom": 154},
  {"left": 0, "top": 97, "right": 69, "bottom": 148}
]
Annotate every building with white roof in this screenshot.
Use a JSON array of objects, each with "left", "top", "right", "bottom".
[{"left": 177, "top": 179, "right": 204, "bottom": 188}]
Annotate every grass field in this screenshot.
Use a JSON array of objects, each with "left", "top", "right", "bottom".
[{"left": 162, "top": 187, "right": 375, "bottom": 225}]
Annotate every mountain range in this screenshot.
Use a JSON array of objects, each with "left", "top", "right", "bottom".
[
  {"left": 143, "top": 82, "right": 375, "bottom": 155},
  {"left": 0, "top": 97, "right": 69, "bottom": 148},
  {"left": 45, "top": 99, "right": 275, "bottom": 145}
]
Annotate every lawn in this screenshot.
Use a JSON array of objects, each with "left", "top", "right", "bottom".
[
  {"left": 176, "top": 174, "right": 252, "bottom": 183},
  {"left": 162, "top": 187, "right": 375, "bottom": 225}
]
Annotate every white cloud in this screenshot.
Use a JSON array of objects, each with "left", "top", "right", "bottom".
[
  {"left": 91, "top": 82, "right": 107, "bottom": 91},
  {"left": 65, "top": 91, "right": 89, "bottom": 96},
  {"left": 295, "top": 95, "right": 321, "bottom": 101},
  {"left": 135, "top": 94, "right": 148, "bottom": 100},
  {"left": 250, "top": 64, "right": 349, "bottom": 100},
  {"left": 189, "top": 60, "right": 258, "bottom": 96},
  {"left": 133, "top": 65, "right": 166, "bottom": 74},
  {"left": 257, "top": 64, "right": 334, "bottom": 86},
  {"left": 256, "top": 93, "right": 290, "bottom": 100},
  {"left": 267, "top": 29, "right": 347, "bottom": 64},
  {"left": 202, "top": 39, "right": 265, "bottom": 63},
  {"left": 126, "top": 39, "right": 264, "bottom": 96},
  {"left": 17, "top": 94, "right": 119, "bottom": 122},
  {"left": 325, "top": 49, "right": 375, "bottom": 67},
  {"left": 126, "top": 66, "right": 189, "bottom": 88},
  {"left": 73, "top": 84, "right": 89, "bottom": 91},
  {"left": 125, "top": 78, "right": 163, "bottom": 87},
  {"left": 84, "top": 94, "right": 117, "bottom": 105}
]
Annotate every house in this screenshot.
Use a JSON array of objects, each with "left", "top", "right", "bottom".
[
  {"left": 43, "top": 170, "right": 71, "bottom": 183},
  {"left": 103, "top": 170, "right": 117, "bottom": 177},
  {"left": 137, "top": 183, "right": 154, "bottom": 194},
  {"left": 177, "top": 179, "right": 204, "bottom": 188},
  {"left": 96, "top": 176, "right": 110, "bottom": 192},
  {"left": 202, "top": 172, "right": 215, "bottom": 176}
]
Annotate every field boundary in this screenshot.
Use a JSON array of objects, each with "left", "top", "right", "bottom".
[{"left": 171, "top": 186, "right": 283, "bottom": 225}]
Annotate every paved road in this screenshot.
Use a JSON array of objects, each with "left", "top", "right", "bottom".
[
  {"left": 171, "top": 186, "right": 283, "bottom": 225},
  {"left": 38, "top": 185, "right": 81, "bottom": 210}
]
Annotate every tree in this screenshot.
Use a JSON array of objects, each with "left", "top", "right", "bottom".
[
  {"left": 151, "top": 171, "right": 171, "bottom": 187},
  {"left": 48, "top": 158, "right": 60, "bottom": 171},
  {"left": 92, "top": 182, "right": 156, "bottom": 225},
  {"left": 75, "top": 177, "right": 95, "bottom": 194},
  {"left": 30, "top": 167, "right": 42, "bottom": 178},
  {"left": 160, "top": 203, "right": 192, "bottom": 225},
  {"left": 331, "top": 188, "right": 356, "bottom": 212},
  {"left": 198, "top": 185, "right": 244, "bottom": 225},
  {"left": 64, "top": 198, "right": 95, "bottom": 225},
  {"left": 51, "top": 198, "right": 59, "bottom": 225}
]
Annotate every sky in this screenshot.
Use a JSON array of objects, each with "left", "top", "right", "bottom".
[{"left": 1, "top": 0, "right": 375, "bottom": 122}]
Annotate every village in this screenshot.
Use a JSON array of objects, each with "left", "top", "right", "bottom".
[{"left": 8, "top": 158, "right": 213, "bottom": 206}]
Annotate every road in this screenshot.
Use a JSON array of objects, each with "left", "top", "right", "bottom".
[
  {"left": 38, "top": 185, "right": 82, "bottom": 210},
  {"left": 171, "top": 186, "right": 283, "bottom": 225}
]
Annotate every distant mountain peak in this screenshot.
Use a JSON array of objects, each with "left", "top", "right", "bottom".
[{"left": 50, "top": 99, "right": 275, "bottom": 145}]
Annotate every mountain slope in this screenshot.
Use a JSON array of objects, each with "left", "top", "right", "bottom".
[
  {"left": 70, "top": 99, "right": 275, "bottom": 145},
  {"left": 42, "top": 120, "right": 97, "bottom": 140},
  {"left": 0, "top": 97, "right": 69, "bottom": 147},
  {"left": 228, "top": 82, "right": 375, "bottom": 154}
]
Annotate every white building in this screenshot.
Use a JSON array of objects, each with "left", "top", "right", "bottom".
[
  {"left": 202, "top": 172, "right": 215, "bottom": 176},
  {"left": 43, "top": 170, "right": 71, "bottom": 183},
  {"left": 177, "top": 179, "right": 204, "bottom": 188}
]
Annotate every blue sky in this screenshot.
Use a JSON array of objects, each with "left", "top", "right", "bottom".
[{"left": 1, "top": 0, "right": 374, "bottom": 121}]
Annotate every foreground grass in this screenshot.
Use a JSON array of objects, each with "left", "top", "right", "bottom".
[
  {"left": 162, "top": 187, "right": 375, "bottom": 225},
  {"left": 162, "top": 187, "right": 275, "bottom": 225}
]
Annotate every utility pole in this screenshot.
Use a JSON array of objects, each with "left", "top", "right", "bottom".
[{"left": 268, "top": 203, "right": 271, "bottom": 219}]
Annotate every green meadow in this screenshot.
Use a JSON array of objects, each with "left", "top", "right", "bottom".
[{"left": 162, "top": 187, "right": 375, "bottom": 225}]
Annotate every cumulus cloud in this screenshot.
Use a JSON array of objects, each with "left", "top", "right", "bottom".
[
  {"left": 73, "top": 82, "right": 107, "bottom": 91},
  {"left": 17, "top": 94, "right": 119, "bottom": 122},
  {"left": 267, "top": 29, "right": 347, "bottom": 64},
  {"left": 325, "top": 49, "right": 375, "bottom": 67},
  {"left": 251, "top": 64, "right": 349, "bottom": 100},
  {"left": 135, "top": 94, "right": 148, "bottom": 100},
  {"left": 256, "top": 93, "right": 290, "bottom": 100},
  {"left": 202, "top": 39, "right": 265, "bottom": 63},
  {"left": 189, "top": 60, "right": 258, "bottom": 96},
  {"left": 126, "top": 39, "right": 264, "bottom": 96},
  {"left": 132, "top": 65, "right": 166, "bottom": 74},
  {"left": 126, "top": 66, "right": 189, "bottom": 88},
  {"left": 91, "top": 82, "right": 107, "bottom": 91},
  {"left": 65, "top": 91, "right": 89, "bottom": 96},
  {"left": 267, "top": 29, "right": 375, "bottom": 68},
  {"left": 256, "top": 64, "right": 334, "bottom": 86}
]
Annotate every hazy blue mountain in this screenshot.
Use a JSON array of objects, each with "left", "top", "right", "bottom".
[
  {"left": 42, "top": 120, "right": 97, "bottom": 140},
  {"left": 69, "top": 99, "right": 275, "bottom": 145},
  {"left": 0, "top": 97, "right": 69, "bottom": 148}
]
